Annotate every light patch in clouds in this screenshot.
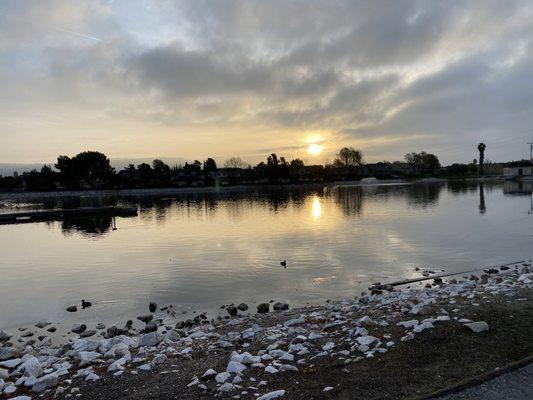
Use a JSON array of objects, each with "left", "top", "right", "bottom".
[{"left": 1, "top": 0, "right": 533, "bottom": 165}]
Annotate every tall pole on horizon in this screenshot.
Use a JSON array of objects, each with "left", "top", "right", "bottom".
[{"left": 528, "top": 141, "right": 533, "bottom": 161}]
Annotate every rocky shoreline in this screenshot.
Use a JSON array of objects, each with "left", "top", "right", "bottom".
[{"left": 1, "top": 261, "right": 532, "bottom": 400}]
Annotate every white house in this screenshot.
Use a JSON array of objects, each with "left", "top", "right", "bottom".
[{"left": 503, "top": 161, "right": 533, "bottom": 177}]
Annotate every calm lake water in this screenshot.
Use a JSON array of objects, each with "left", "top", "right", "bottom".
[{"left": 0, "top": 181, "right": 532, "bottom": 331}]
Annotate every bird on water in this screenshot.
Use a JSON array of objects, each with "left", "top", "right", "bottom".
[
  {"left": 280, "top": 260, "right": 287, "bottom": 268},
  {"left": 81, "top": 299, "right": 92, "bottom": 309}
]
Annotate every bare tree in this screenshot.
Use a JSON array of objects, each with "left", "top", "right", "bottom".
[{"left": 224, "top": 157, "right": 248, "bottom": 168}]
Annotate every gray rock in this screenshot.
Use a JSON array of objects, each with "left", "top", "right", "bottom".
[
  {"left": 71, "top": 323, "right": 87, "bottom": 334},
  {"left": 137, "top": 314, "right": 153, "bottom": 323},
  {"left": 17, "top": 356, "right": 42, "bottom": 378},
  {"left": 273, "top": 302, "right": 289, "bottom": 311},
  {"left": 465, "top": 321, "right": 489, "bottom": 333},
  {"left": 0, "top": 330, "right": 10, "bottom": 342},
  {"left": 66, "top": 306, "right": 77, "bottom": 312},
  {"left": 35, "top": 322, "right": 51, "bottom": 329},
  {"left": 32, "top": 372, "right": 58, "bottom": 393},
  {"left": 227, "top": 305, "right": 238, "bottom": 317},
  {"left": 257, "top": 303, "right": 270, "bottom": 313},
  {"left": 96, "top": 323, "right": 105, "bottom": 330},
  {"left": 79, "top": 330, "right": 96, "bottom": 338},
  {"left": 143, "top": 322, "right": 158, "bottom": 333},
  {"left": 105, "top": 326, "right": 119, "bottom": 338},
  {"left": 237, "top": 303, "right": 249, "bottom": 311},
  {"left": 149, "top": 302, "right": 158, "bottom": 313},
  {"left": 138, "top": 332, "right": 163, "bottom": 347},
  {"left": 21, "top": 331, "right": 34, "bottom": 338},
  {"left": 46, "top": 327, "right": 57, "bottom": 333}
]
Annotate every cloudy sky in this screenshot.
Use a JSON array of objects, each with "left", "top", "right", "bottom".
[{"left": 1, "top": 0, "right": 532, "bottom": 166}]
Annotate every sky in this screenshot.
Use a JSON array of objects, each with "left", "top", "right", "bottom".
[{"left": 1, "top": 0, "right": 533, "bottom": 167}]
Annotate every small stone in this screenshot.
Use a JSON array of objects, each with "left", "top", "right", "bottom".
[
  {"left": 66, "top": 306, "right": 77, "bottom": 312},
  {"left": 47, "top": 327, "right": 57, "bottom": 333},
  {"left": 138, "top": 332, "right": 163, "bottom": 347},
  {"left": 237, "top": 303, "right": 248, "bottom": 311},
  {"left": 143, "top": 321, "right": 158, "bottom": 333},
  {"left": 71, "top": 324, "right": 86, "bottom": 334},
  {"left": 80, "top": 330, "right": 96, "bottom": 338},
  {"left": 96, "top": 323, "right": 105, "bottom": 330},
  {"left": 149, "top": 302, "right": 157, "bottom": 313},
  {"left": 202, "top": 368, "right": 217, "bottom": 379},
  {"left": 137, "top": 314, "right": 153, "bottom": 323},
  {"left": 35, "top": 321, "right": 51, "bottom": 329},
  {"left": 273, "top": 303, "right": 289, "bottom": 311},
  {"left": 465, "top": 321, "right": 489, "bottom": 333},
  {"left": 32, "top": 373, "right": 58, "bottom": 393},
  {"left": 0, "top": 330, "right": 11, "bottom": 342},
  {"left": 227, "top": 305, "right": 238, "bottom": 317},
  {"left": 257, "top": 303, "right": 270, "bottom": 313},
  {"left": 257, "top": 390, "right": 286, "bottom": 400}
]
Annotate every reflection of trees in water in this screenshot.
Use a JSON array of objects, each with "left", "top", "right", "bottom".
[
  {"left": 447, "top": 181, "right": 479, "bottom": 195},
  {"left": 333, "top": 186, "right": 364, "bottom": 216},
  {"left": 61, "top": 216, "right": 113, "bottom": 238},
  {"left": 406, "top": 184, "right": 443, "bottom": 208},
  {"left": 479, "top": 183, "right": 486, "bottom": 214}
]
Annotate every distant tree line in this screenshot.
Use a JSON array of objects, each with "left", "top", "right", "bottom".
[{"left": 0, "top": 147, "right": 445, "bottom": 192}]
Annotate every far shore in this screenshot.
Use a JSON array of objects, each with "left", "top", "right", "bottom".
[{"left": 0, "top": 178, "right": 458, "bottom": 201}]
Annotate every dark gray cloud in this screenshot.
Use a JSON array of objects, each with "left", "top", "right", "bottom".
[{"left": 0, "top": 0, "right": 532, "bottom": 163}]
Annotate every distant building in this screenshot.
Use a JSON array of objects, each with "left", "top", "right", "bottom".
[
  {"left": 214, "top": 168, "right": 245, "bottom": 185},
  {"left": 503, "top": 160, "right": 533, "bottom": 177},
  {"left": 483, "top": 162, "right": 505, "bottom": 175}
]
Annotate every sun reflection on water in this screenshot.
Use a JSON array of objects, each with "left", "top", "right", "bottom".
[{"left": 311, "top": 196, "right": 322, "bottom": 219}]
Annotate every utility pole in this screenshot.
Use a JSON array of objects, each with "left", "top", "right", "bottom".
[{"left": 528, "top": 142, "right": 533, "bottom": 161}]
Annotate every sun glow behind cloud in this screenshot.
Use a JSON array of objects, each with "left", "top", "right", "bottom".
[{"left": 307, "top": 143, "right": 323, "bottom": 155}]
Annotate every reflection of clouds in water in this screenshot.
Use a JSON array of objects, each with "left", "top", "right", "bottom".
[{"left": 3, "top": 182, "right": 533, "bottom": 328}]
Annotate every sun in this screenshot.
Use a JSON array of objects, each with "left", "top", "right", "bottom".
[{"left": 307, "top": 143, "right": 322, "bottom": 155}]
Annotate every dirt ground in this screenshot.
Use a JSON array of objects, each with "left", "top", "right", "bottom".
[{"left": 43, "top": 291, "right": 533, "bottom": 400}]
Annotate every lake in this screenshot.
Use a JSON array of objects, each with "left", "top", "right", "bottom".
[{"left": 0, "top": 181, "right": 531, "bottom": 331}]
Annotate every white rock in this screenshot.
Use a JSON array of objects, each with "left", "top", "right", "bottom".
[
  {"left": 226, "top": 361, "right": 246, "bottom": 374},
  {"left": 356, "top": 336, "right": 379, "bottom": 346},
  {"left": 322, "top": 342, "right": 335, "bottom": 351},
  {"left": 265, "top": 366, "right": 279, "bottom": 374},
  {"left": 32, "top": 372, "right": 58, "bottom": 393},
  {"left": 4, "top": 384, "right": 16, "bottom": 394},
  {"left": 0, "top": 359, "right": 22, "bottom": 369},
  {"left": 202, "top": 368, "right": 217, "bottom": 378},
  {"left": 280, "top": 364, "right": 298, "bottom": 372},
  {"left": 78, "top": 351, "right": 101, "bottom": 365},
  {"left": 413, "top": 321, "right": 434, "bottom": 333},
  {"left": 17, "top": 356, "right": 42, "bottom": 378},
  {"left": 138, "top": 332, "right": 162, "bottom": 347},
  {"left": 257, "top": 390, "right": 286, "bottom": 400},
  {"left": 324, "top": 386, "right": 334, "bottom": 392},
  {"left": 465, "top": 321, "right": 489, "bottom": 333},
  {"left": 153, "top": 354, "right": 167, "bottom": 364},
  {"left": 396, "top": 320, "right": 419, "bottom": 328},
  {"left": 85, "top": 373, "right": 99, "bottom": 381},
  {"left": 308, "top": 333, "right": 322, "bottom": 340},
  {"left": 218, "top": 382, "right": 235, "bottom": 392},
  {"left": 139, "top": 364, "right": 151, "bottom": 371},
  {"left": 215, "top": 372, "right": 231, "bottom": 383},
  {"left": 284, "top": 317, "right": 305, "bottom": 327}
]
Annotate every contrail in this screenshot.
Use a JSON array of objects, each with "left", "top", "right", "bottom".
[{"left": 0, "top": 11, "right": 103, "bottom": 42}]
